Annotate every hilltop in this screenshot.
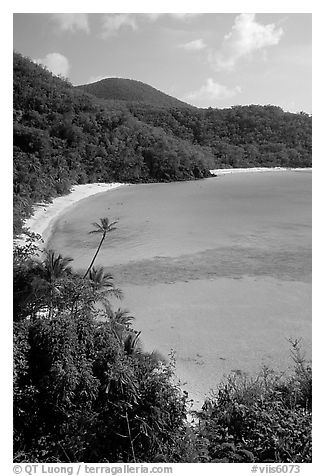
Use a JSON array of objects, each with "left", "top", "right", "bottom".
[{"left": 76, "top": 77, "right": 193, "bottom": 109}]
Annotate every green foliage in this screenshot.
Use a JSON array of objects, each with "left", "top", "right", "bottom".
[
  {"left": 13, "top": 242, "right": 121, "bottom": 322},
  {"left": 13, "top": 306, "right": 196, "bottom": 462},
  {"left": 196, "top": 343, "right": 312, "bottom": 463},
  {"left": 13, "top": 52, "right": 212, "bottom": 234},
  {"left": 128, "top": 103, "right": 312, "bottom": 170},
  {"left": 13, "top": 243, "right": 200, "bottom": 462}
]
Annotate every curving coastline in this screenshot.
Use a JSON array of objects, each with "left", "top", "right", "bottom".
[
  {"left": 15, "top": 182, "right": 126, "bottom": 248},
  {"left": 15, "top": 167, "right": 311, "bottom": 248}
]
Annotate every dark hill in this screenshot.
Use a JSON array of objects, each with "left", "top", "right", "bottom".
[
  {"left": 13, "top": 53, "right": 212, "bottom": 234},
  {"left": 77, "top": 79, "right": 311, "bottom": 171},
  {"left": 76, "top": 78, "right": 193, "bottom": 109}
]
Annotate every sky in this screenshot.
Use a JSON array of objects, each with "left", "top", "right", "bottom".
[{"left": 13, "top": 12, "right": 312, "bottom": 113}]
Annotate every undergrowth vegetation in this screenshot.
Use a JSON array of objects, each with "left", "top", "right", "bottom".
[
  {"left": 196, "top": 342, "right": 312, "bottom": 463},
  {"left": 13, "top": 232, "right": 312, "bottom": 463}
]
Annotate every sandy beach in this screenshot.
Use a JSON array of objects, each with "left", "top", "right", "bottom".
[
  {"left": 15, "top": 182, "right": 126, "bottom": 248},
  {"left": 210, "top": 166, "right": 311, "bottom": 175}
]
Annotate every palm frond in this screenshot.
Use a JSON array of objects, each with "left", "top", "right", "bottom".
[
  {"left": 108, "top": 288, "right": 123, "bottom": 300},
  {"left": 41, "top": 250, "right": 73, "bottom": 280},
  {"left": 89, "top": 218, "right": 119, "bottom": 235},
  {"left": 89, "top": 222, "right": 104, "bottom": 234},
  {"left": 114, "top": 308, "right": 135, "bottom": 327},
  {"left": 89, "top": 266, "right": 120, "bottom": 290},
  {"left": 124, "top": 331, "right": 141, "bottom": 355}
]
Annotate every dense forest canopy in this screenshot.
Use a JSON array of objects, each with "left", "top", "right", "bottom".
[
  {"left": 126, "top": 103, "right": 312, "bottom": 168},
  {"left": 79, "top": 79, "right": 311, "bottom": 171},
  {"left": 13, "top": 52, "right": 311, "bottom": 234}
]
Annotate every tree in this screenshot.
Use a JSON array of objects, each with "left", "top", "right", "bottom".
[
  {"left": 37, "top": 249, "right": 73, "bottom": 282},
  {"left": 103, "top": 305, "right": 140, "bottom": 354},
  {"left": 88, "top": 266, "right": 123, "bottom": 302},
  {"left": 83, "top": 217, "right": 118, "bottom": 278},
  {"left": 28, "top": 250, "right": 73, "bottom": 319}
]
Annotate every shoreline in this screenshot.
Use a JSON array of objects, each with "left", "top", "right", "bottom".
[
  {"left": 15, "top": 167, "right": 311, "bottom": 248},
  {"left": 210, "top": 166, "right": 311, "bottom": 175},
  {"left": 15, "top": 182, "right": 126, "bottom": 248}
]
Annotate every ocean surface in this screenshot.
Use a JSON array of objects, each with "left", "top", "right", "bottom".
[{"left": 48, "top": 170, "right": 312, "bottom": 405}]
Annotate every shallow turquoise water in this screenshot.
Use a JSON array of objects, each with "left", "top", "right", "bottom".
[
  {"left": 48, "top": 170, "right": 311, "bottom": 277},
  {"left": 48, "top": 170, "right": 312, "bottom": 404}
]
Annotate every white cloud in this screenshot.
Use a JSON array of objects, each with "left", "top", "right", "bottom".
[
  {"left": 99, "top": 13, "right": 201, "bottom": 38},
  {"left": 51, "top": 14, "right": 89, "bottom": 34},
  {"left": 169, "top": 13, "right": 201, "bottom": 20},
  {"left": 209, "top": 13, "right": 283, "bottom": 71},
  {"left": 144, "top": 13, "right": 162, "bottom": 22},
  {"left": 143, "top": 13, "right": 201, "bottom": 21},
  {"left": 34, "top": 53, "right": 70, "bottom": 78},
  {"left": 180, "top": 39, "right": 207, "bottom": 51},
  {"left": 184, "top": 78, "right": 241, "bottom": 107},
  {"left": 100, "top": 14, "right": 138, "bottom": 38}
]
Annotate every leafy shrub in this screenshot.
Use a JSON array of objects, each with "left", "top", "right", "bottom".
[
  {"left": 13, "top": 305, "right": 198, "bottom": 462},
  {"left": 196, "top": 343, "right": 312, "bottom": 463}
]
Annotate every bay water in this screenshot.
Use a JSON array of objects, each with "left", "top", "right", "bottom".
[{"left": 48, "top": 170, "right": 312, "bottom": 405}]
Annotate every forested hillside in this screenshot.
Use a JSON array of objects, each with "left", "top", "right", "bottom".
[
  {"left": 13, "top": 53, "right": 212, "bottom": 234},
  {"left": 126, "top": 103, "right": 312, "bottom": 169},
  {"left": 77, "top": 77, "right": 193, "bottom": 108},
  {"left": 79, "top": 79, "right": 312, "bottom": 170},
  {"left": 14, "top": 52, "right": 311, "bottom": 235}
]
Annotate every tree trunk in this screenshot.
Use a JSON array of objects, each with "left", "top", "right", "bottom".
[{"left": 83, "top": 233, "right": 106, "bottom": 278}]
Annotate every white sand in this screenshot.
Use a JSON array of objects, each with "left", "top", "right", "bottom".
[
  {"left": 15, "top": 182, "right": 126, "bottom": 248},
  {"left": 210, "top": 166, "right": 311, "bottom": 175}
]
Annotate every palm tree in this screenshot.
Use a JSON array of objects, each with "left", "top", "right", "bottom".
[
  {"left": 123, "top": 331, "right": 141, "bottom": 356},
  {"left": 111, "top": 307, "right": 135, "bottom": 329},
  {"left": 83, "top": 217, "right": 118, "bottom": 278},
  {"left": 32, "top": 250, "right": 73, "bottom": 318},
  {"left": 88, "top": 266, "right": 123, "bottom": 301},
  {"left": 40, "top": 249, "right": 73, "bottom": 282},
  {"left": 106, "top": 307, "right": 141, "bottom": 355}
]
